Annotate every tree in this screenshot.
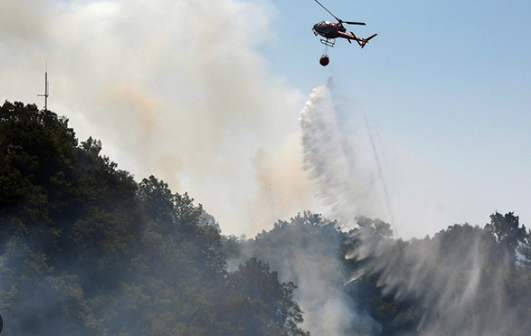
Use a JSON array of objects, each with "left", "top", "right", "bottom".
[
  {"left": 518, "top": 228, "right": 531, "bottom": 267},
  {"left": 0, "top": 101, "right": 78, "bottom": 245},
  {"left": 225, "top": 258, "right": 309, "bottom": 336},
  {"left": 356, "top": 216, "right": 394, "bottom": 240},
  {"left": 486, "top": 212, "right": 527, "bottom": 267},
  {"left": 0, "top": 101, "right": 233, "bottom": 334}
]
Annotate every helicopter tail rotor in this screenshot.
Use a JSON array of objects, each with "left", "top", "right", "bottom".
[
  {"left": 350, "top": 32, "right": 377, "bottom": 48},
  {"left": 361, "top": 33, "right": 377, "bottom": 48}
]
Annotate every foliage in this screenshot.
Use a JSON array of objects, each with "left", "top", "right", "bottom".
[
  {"left": 3, "top": 100, "right": 531, "bottom": 336},
  {"left": 0, "top": 101, "right": 308, "bottom": 336},
  {"left": 229, "top": 211, "right": 531, "bottom": 335},
  {"left": 486, "top": 212, "right": 527, "bottom": 267},
  {"left": 223, "top": 258, "right": 309, "bottom": 336},
  {"left": 347, "top": 217, "right": 531, "bottom": 335}
]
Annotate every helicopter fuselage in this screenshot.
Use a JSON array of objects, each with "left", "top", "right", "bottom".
[{"left": 313, "top": 21, "right": 354, "bottom": 40}]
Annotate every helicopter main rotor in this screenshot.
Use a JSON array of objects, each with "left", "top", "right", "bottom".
[{"left": 314, "top": 0, "right": 366, "bottom": 26}]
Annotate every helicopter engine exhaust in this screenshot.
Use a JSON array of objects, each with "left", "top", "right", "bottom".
[{"left": 319, "top": 55, "right": 330, "bottom": 66}]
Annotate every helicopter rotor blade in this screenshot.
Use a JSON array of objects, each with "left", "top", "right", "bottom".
[
  {"left": 314, "top": 1, "right": 366, "bottom": 25},
  {"left": 343, "top": 21, "right": 366, "bottom": 25},
  {"left": 314, "top": 0, "right": 341, "bottom": 22}
]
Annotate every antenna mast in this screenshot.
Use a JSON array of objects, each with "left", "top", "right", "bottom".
[{"left": 38, "top": 63, "right": 49, "bottom": 112}]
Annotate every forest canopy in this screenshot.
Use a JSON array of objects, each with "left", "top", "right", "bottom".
[
  {"left": 0, "top": 101, "right": 308, "bottom": 336},
  {"left": 2, "top": 101, "right": 531, "bottom": 336}
]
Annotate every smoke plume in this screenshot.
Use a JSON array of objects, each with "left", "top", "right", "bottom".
[
  {"left": 0, "top": 0, "right": 313, "bottom": 237},
  {"left": 228, "top": 213, "right": 379, "bottom": 336}
]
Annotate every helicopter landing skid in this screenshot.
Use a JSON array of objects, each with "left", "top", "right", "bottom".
[{"left": 319, "top": 38, "right": 335, "bottom": 47}]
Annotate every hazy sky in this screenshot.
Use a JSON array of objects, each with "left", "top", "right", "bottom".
[{"left": 1, "top": 0, "right": 530, "bottom": 238}]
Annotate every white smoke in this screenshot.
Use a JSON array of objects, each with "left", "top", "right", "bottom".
[
  {"left": 241, "top": 82, "right": 389, "bottom": 336},
  {"left": 229, "top": 213, "right": 379, "bottom": 336},
  {"left": 0, "top": 0, "right": 314, "bottom": 237}
]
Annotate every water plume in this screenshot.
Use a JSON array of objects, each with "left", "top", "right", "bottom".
[
  {"left": 300, "top": 82, "right": 531, "bottom": 335},
  {"left": 349, "top": 221, "right": 531, "bottom": 335},
  {"left": 300, "top": 82, "right": 530, "bottom": 336},
  {"left": 300, "top": 80, "right": 390, "bottom": 228}
]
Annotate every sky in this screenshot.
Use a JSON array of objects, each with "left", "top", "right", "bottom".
[{"left": 1, "top": 0, "right": 530, "bottom": 239}]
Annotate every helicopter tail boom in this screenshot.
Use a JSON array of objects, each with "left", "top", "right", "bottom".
[{"left": 353, "top": 33, "right": 377, "bottom": 48}]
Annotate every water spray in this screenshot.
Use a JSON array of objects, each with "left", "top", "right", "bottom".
[{"left": 364, "top": 115, "right": 396, "bottom": 227}]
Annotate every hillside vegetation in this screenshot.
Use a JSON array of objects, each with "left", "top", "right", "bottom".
[
  {"left": 0, "top": 101, "right": 308, "bottom": 336},
  {"left": 2, "top": 101, "right": 531, "bottom": 336}
]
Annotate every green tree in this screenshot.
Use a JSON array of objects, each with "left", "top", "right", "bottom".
[
  {"left": 0, "top": 100, "right": 311, "bottom": 336},
  {"left": 486, "top": 212, "right": 527, "bottom": 267},
  {"left": 356, "top": 216, "right": 394, "bottom": 240},
  {"left": 518, "top": 228, "right": 531, "bottom": 267},
  {"left": 224, "top": 258, "right": 309, "bottom": 336}
]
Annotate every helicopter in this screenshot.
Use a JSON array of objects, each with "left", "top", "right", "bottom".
[{"left": 312, "top": 0, "right": 377, "bottom": 66}]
